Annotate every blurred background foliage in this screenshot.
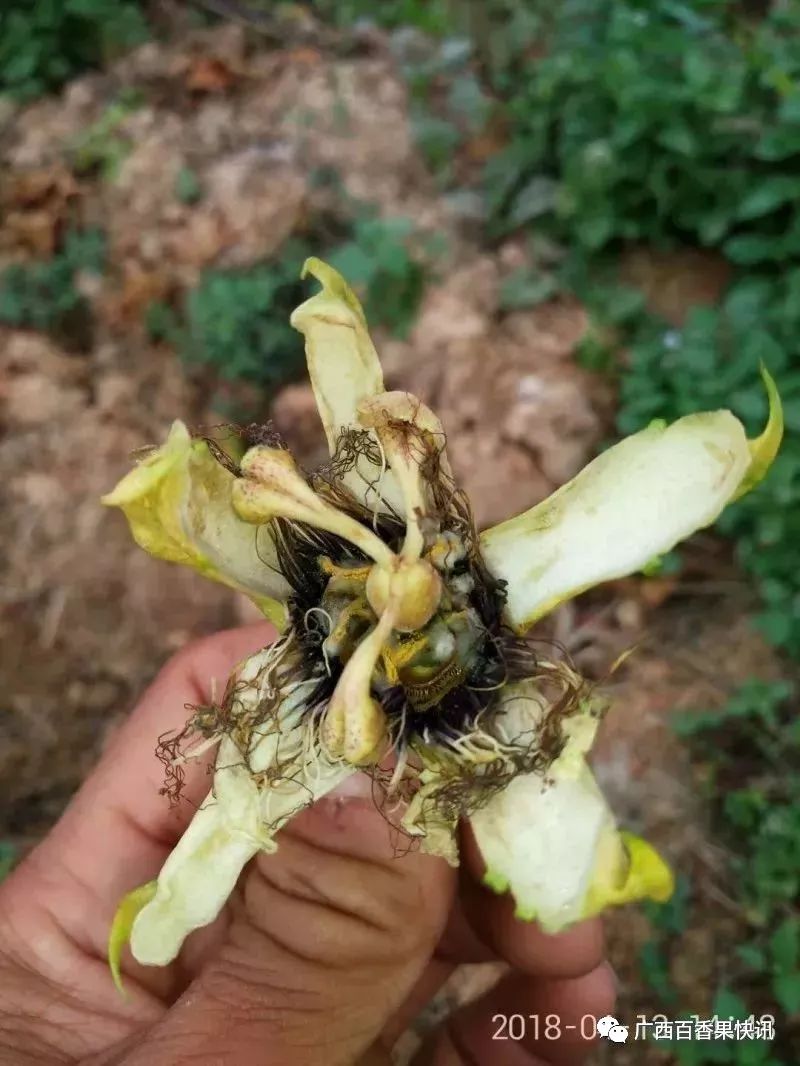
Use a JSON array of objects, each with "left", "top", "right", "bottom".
[
  {"left": 6, "top": 0, "right": 796, "bottom": 657},
  {"left": 2, "top": 0, "right": 799, "bottom": 1060},
  {"left": 0, "top": 0, "right": 149, "bottom": 100}
]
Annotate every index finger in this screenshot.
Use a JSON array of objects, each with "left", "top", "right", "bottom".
[{"left": 444, "top": 822, "right": 606, "bottom": 980}]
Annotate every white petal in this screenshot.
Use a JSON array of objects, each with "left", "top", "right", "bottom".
[
  {"left": 290, "top": 258, "right": 384, "bottom": 456},
  {"left": 471, "top": 760, "right": 674, "bottom": 932},
  {"left": 130, "top": 666, "right": 352, "bottom": 965},
  {"left": 131, "top": 750, "right": 352, "bottom": 965},
  {"left": 470, "top": 679, "right": 673, "bottom": 931},
  {"left": 471, "top": 761, "right": 618, "bottom": 930},
  {"left": 130, "top": 792, "right": 259, "bottom": 966},
  {"left": 103, "top": 421, "right": 290, "bottom": 626},
  {"left": 289, "top": 259, "right": 392, "bottom": 506},
  {"left": 479, "top": 411, "right": 750, "bottom": 632}
]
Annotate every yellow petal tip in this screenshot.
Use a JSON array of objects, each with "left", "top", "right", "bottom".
[
  {"left": 582, "top": 832, "right": 674, "bottom": 921},
  {"left": 619, "top": 832, "right": 675, "bottom": 904},
  {"left": 294, "top": 256, "right": 366, "bottom": 327},
  {"left": 101, "top": 421, "right": 192, "bottom": 509},
  {"left": 733, "top": 364, "right": 783, "bottom": 501},
  {"left": 108, "top": 880, "right": 158, "bottom": 996}
]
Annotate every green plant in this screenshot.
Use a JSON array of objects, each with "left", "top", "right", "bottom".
[
  {"left": 484, "top": 1, "right": 800, "bottom": 255},
  {"left": 174, "top": 166, "right": 203, "bottom": 206},
  {"left": 677, "top": 679, "right": 800, "bottom": 925},
  {"left": 327, "top": 216, "right": 427, "bottom": 339},
  {"left": 308, "top": 0, "right": 452, "bottom": 35},
  {"left": 638, "top": 874, "right": 692, "bottom": 1005},
  {"left": 392, "top": 32, "right": 493, "bottom": 184},
  {"left": 464, "top": 0, "right": 800, "bottom": 660},
  {"left": 498, "top": 265, "right": 559, "bottom": 310},
  {"left": 0, "top": 0, "right": 148, "bottom": 101},
  {"left": 0, "top": 227, "right": 106, "bottom": 349},
  {"left": 665, "top": 989, "right": 784, "bottom": 1065},
  {"left": 609, "top": 272, "right": 800, "bottom": 656},
  {"left": 148, "top": 214, "right": 427, "bottom": 390},
  {"left": 71, "top": 89, "right": 145, "bottom": 180},
  {"left": 653, "top": 680, "right": 800, "bottom": 1062},
  {"left": 148, "top": 240, "right": 311, "bottom": 391}
]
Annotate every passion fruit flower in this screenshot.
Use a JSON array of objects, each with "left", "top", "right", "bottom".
[{"left": 104, "top": 258, "right": 782, "bottom": 981}]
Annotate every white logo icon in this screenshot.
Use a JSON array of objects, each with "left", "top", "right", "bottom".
[{"left": 597, "top": 1016, "right": 629, "bottom": 1043}]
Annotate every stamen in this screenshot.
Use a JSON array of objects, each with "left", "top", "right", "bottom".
[
  {"left": 232, "top": 446, "right": 395, "bottom": 567},
  {"left": 359, "top": 392, "right": 447, "bottom": 562},
  {"left": 321, "top": 602, "right": 397, "bottom": 765}
]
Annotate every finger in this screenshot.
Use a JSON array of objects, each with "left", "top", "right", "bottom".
[
  {"left": 451, "top": 823, "right": 605, "bottom": 980},
  {"left": 119, "top": 790, "right": 457, "bottom": 1066},
  {"left": 17, "top": 624, "right": 275, "bottom": 961},
  {"left": 378, "top": 958, "right": 456, "bottom": 1048},
  {"left": 414, "top": 962, "right": 616, "bottom": 1065}
]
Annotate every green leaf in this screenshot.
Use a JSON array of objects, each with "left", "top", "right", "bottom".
[
  {"left": 657, "top": 123, "right": 698, "bottom": 156},
  {"left": 146, "top": 301, "right": 179, "bottom": 343},
  {"left": 327, "top": 243, "right": 374, "bottom": 286},
  {"left": 737, "top": 177, "right": 800, "bottom": 221},
  {"left": 506, "top": 176, "right": 559, "bottom": 228},
  {"left": 643, "top": 872, "right": 691, "bottom": 932},
  {"left": 724, "top": 235, "right": 784, "bottom": 265},
  {"left": 757, "top": 609, "right": 794, "bottom": 647},
  {"left": 602, "top": 285, "right": 645, "bottom": 324},
  {"left": 773, "top": 972, "right": 800, "bottom": 1015},
  {"left": 734, "top": 1042, "right": 774, "bottom": 1066},
  {"left": 736, "top": 943, "right": 767, "bottom": 971},
  {"left": 756, "top": 125, "right": 800, "bottom": 162},
  {"left": 638, "top": 940, "right": 676, "bottom": 1002},
  {"left": 1, "top": 2, "right": 149, "bottom": 100},
  {"left": 576, "top": 333, "right": 614, "bottom": 372},
  {"left": 498, "top": 267, "right": 559, "bottom": 309},
  {"left": 769, "top": 917, "right": 799, "bottom": 973},
  {"left": 712, "top": 987, "right": 749, "bottom": 1021},
  {"left": 412, "top": 113, "right": 461, "bottom": 169},
  {"left": 447, "top": 73, "right": 491, "bottom": 133},
  {"left": 174, "top": 166, "right": 202, "bottom": 205},
  {"left": 575, "top": 211, "right": 614, "bottom": 250},
  {"left": 683, "top": 48, "right": 715, "bottom": 91},
  {"left": 778, "top": 93, "right": 800, "bottom": 124}
]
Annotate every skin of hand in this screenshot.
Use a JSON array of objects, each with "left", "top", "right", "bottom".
[{"left": 0, "top": 624, "right": 615, "bottom": 1066}]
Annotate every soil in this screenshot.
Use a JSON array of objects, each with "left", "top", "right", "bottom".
[{"left": 0, "top": 20, "right": 791, "bottom": 1064}]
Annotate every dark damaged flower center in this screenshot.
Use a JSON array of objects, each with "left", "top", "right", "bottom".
[
  {"left": 156, "top": 418, "right": 595, "bottom": 833},
  {"left": 259, "top": 427, "right": 584, "bottom": 791}
]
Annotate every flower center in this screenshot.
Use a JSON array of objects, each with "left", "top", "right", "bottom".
[
  {"left": 230, "top": 415, "right": 516, "bottom": 766},
  {"left": 313, "top": 531, "right": 491, "bottom": 719}
]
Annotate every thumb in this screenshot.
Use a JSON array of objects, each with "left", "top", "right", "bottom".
[{"left": 121, "top": 781, "right": 456, "bottom": 1066}]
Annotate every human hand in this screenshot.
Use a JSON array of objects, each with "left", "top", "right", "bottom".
[{"left": 0, "top": 624, "right": 615, "bottom": 1066}]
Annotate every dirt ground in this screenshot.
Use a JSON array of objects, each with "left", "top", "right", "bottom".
[{"left": 0, "top": 22, "right": 790, "bottom": 1064}]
